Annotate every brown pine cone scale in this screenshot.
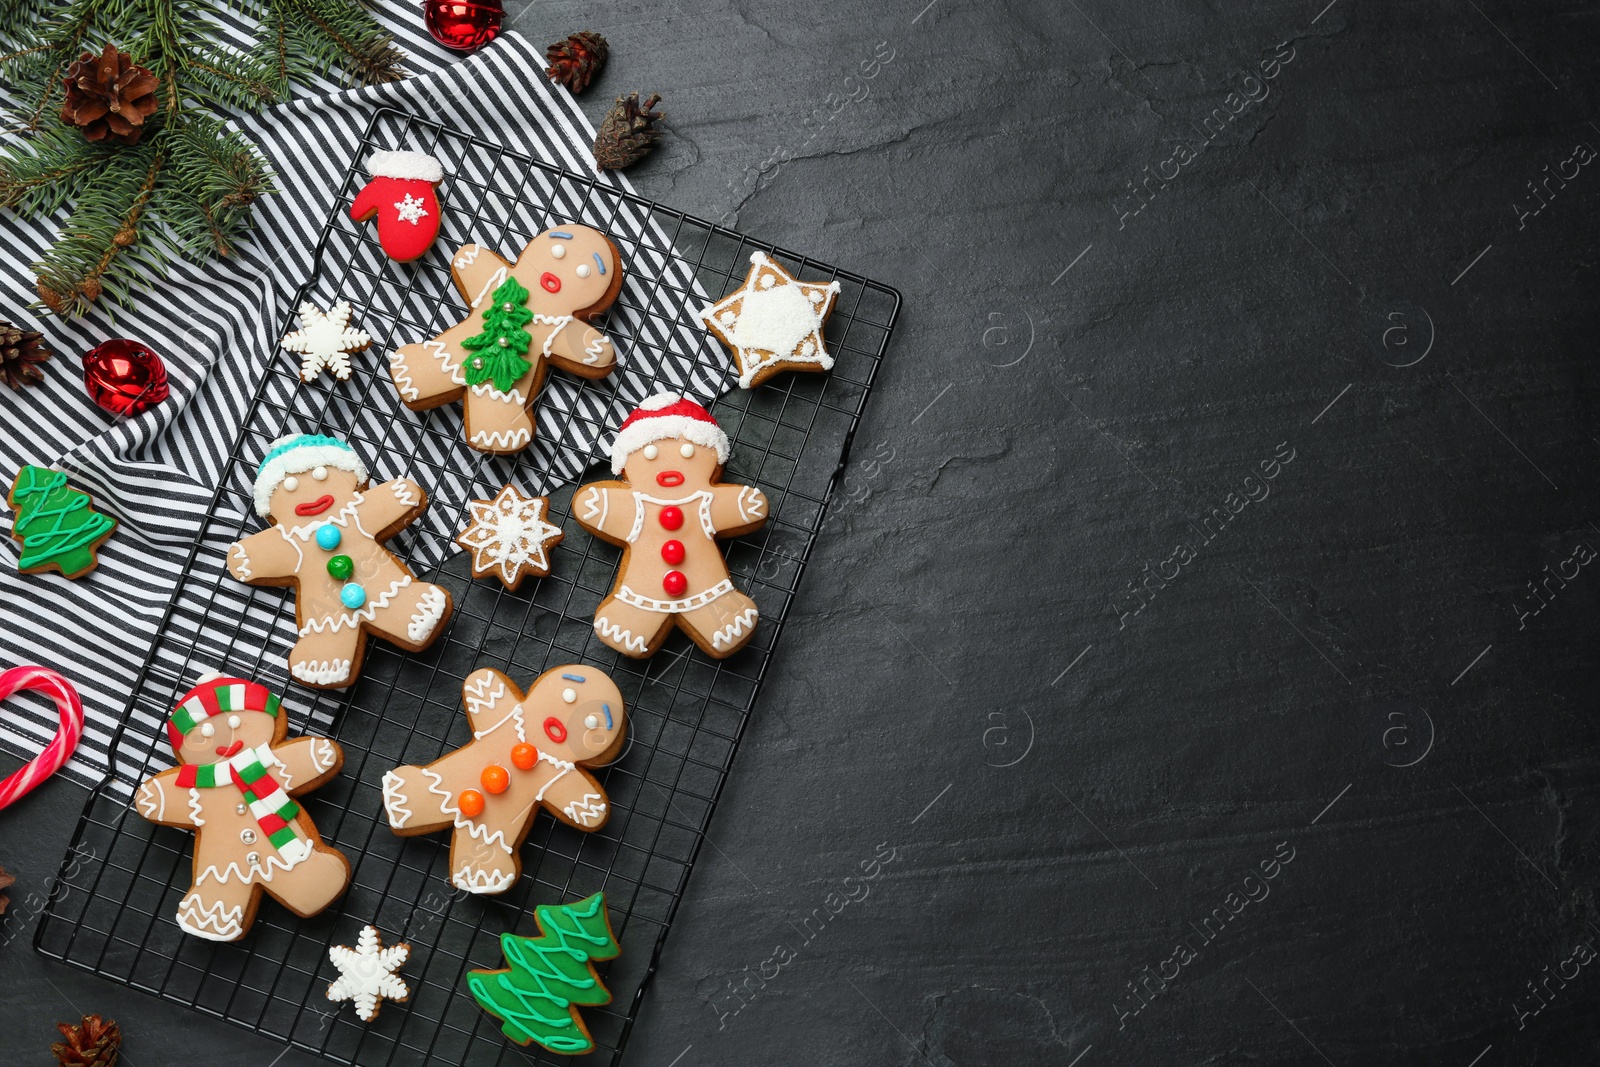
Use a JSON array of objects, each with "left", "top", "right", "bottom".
[
  {"left": 51, "top": 1013, "right": 122, "bottom": 1067},
  {"left": 0, "top": 320, "right": 52, "bottom": 389},
  {"left": 545, "top": 31, "right": 608, "bottom": 94},
  {"left": 594, "top": 92, "right": 664, "bottom": 172},
  {"left": 60, "top": 44, "right": 159, "bottom": 146}
]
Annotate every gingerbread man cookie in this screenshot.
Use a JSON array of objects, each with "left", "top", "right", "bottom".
[
  {"left": 134, "top": 674, "right": 350, "bottom": 942},
  {"left": 575, "top": 393, "right": 768, "bottom": 659},
  {"left": 381, "top": 666, "right": 626, "bottom": 894},
  {"left": 388, "top": 226, "right": 624, "bottom": 453},
  {"left": 225, "top": 434, "right": 453, "bottom": 689}
]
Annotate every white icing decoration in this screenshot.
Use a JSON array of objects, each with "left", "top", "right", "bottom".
[
  {"left": 298, "top": 576, "right": 410, "bottom": 636},
  {"left": 584, "top": 714, "right": 599, "bottom": 729},
  {"left": 697, "top": 251, "right": 841, "bottom": 388},
  {"left": 408, "top": 587, "right": 449, "bottom": 642},
  {"left": 455, "top": 487, "right": 562, "bottom": 587},
  {"left": 595, "top": 616, "right": 650, "bottom": 653},
  {"left": 283, "top": 476, "right": 299, "bottom": 492},
  {"left": 200, "top": 722, "right": 215, "bottom": 738},
  {"left": 710, "top": 606, "right": 760, "bottom": 650},
  {"left": 293, "top": 658, "right": 352, "bottom": 685},
  {"left": 176, "top": 893, "right": 244, "bottom": 941},
  {"left": 282, "top": 300, "right": 370, "bottom": 383},
  {"left": 563, "top": 794, "right": 607, "bottom": 826},
  {"left": 562, "top": 688, "right": 577, "bottom": 704},
  {"left": 366, "top": 150, "right": 442, "bottom": 183},
  {"left": 643, "top": 445, "right": 658, "bottom": 460},
  {"left": 615, "top": 578, "right": 734, "bottom": 613},
  {"left": 576, "top": 263, "right": 591, "bottom": 278},
  {"left": 313, "top": 466, "right": 328, "bottom": 481},
  {"left": 680, "top": 443, "right": 695, "bottom": 458},
  {"left": 394, "top": 193, "right": 429, "bottom": 224},
  {"left": 550, "top": 243, "right": 566, "bottom": 258},
  {"left": 381, "top": 770, "right": 413, "bottom": 828},
  {"left": 327, "top": 925, "right": 411, "bottom": 1022}
]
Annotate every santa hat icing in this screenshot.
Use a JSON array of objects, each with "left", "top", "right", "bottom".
[
  {"left": 365, "top": 150, "right": 443, "bottom": 184},
  {"left": 253, "top": 434, "right": 368, "bottom": 517},
  {"left": 168, "top": 674, "right": 281, "bottom": 751},
  {"left": 611, "top": 392, "right": 731, "bottom": 474}
]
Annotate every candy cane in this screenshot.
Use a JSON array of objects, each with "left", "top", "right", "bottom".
[{"left": 0, "top": 665, "right": 85, "bottom": 810}]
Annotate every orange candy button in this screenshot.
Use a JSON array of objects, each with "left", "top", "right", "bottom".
[
  {"left": 511, "top": 743, "right": 539, "bottom": 771},
  {"left": 458, "top": 789, "right": 485, "bottom": 818},
  {"left": 481, "top": 764, "right": 510, "bottom": 794}
]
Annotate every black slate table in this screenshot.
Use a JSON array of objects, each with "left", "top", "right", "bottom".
[{"left": 3, "top": 2, "right": 1598, "bottom": 1065}]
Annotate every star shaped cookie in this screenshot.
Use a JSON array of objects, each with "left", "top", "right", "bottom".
[
  {"left": 327, "top": 925, "right": 410, "bottom": 1022},
  {"left": 456, "top": 485, "right": 564, "bottom": 589},
  {"left": 698, "top": 252, "right": 842, "bottom": 389},
  {"left": 282, "top": 300, "right": 371, "bottom": 383}
]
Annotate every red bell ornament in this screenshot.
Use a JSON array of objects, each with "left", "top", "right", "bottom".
[
  {"left": 422, "top": 0, "right": 502, "bottom": 51},
  {"left": 82, "top": 338, "right": 169, "bottom": 418}
]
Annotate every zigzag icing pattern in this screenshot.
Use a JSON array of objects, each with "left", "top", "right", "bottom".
[
  {"left": 230, "top": 544, "right": 252, "bottom": 581},
  {"left": 738, "top": 485, "right": 766, "bottom": 521},
  {"left": 136, "top": 779, "right": 164, "bottom": 820},
  {"left": 299, "top": 576, "right": 410, "bottom": 636},
  {"left": 312, "top": 737, "right": 337, "bottom": 774},
  {"left": 408, "top": 586, "right": 448, "bottom": 642},
  {"left": 563, "top": 793, "right": 607, "bottom": 826},
  {"left": 381, "top": 770, "right": 412, "bottom": 828},
  {"left": 293, "top": 658, "right": 352, "bottom": 685},
  {"left": 389, "top": 348, "right": 421, "bottom": 402},
  {"left": 423, "top": 766, "right": 511, "bottom": 854},
  {"left": 464, "top": 672, "right": 507, "bottom": 723},
  {"left": 595, "top": 616, "right": 649, "bottom": 653},
  {"left": 580, "top": 486, "right": 608, "bottom": 529},
  {"left": 453, "top": 864, "right": 514, "bottom": 894},
  {"left": 176, "top": 894, "right": 244, "bottom": 941},
  {"left": 583, "top": 334, "right": 611, "bottom": 365},
  {"left": 186, "top": 788, "right": 205, "bottom": 826},
  {"left": 453, "top": 244, "right": 481, "bottom": 270},
  {"left": 710, "top": 607, "right": 760, "bottom": 650},
  {"left": 391, "top": 479, "right": 421, "bottom": 509},
  {"left": 194, "top": 842, "right": 311, "bottom": 886},
  {"left": 468, "top": 426, "right": 532, "bottom": 451}
]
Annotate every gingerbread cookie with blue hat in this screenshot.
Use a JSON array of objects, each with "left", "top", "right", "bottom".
[
  {"left": 134, "top": 673, "right": 350, "bottom": 942},
  {"left": 225, "top": 434, "right": 452, "bottom": 688},
  {"left": 575, "top": 392, "right": 768, "bottom": 659}
]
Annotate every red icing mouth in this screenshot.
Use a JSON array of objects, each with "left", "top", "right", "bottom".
[
  {"left": 543, "top": 716, "right": 568, "bottom": 743},
  {"left": 656, "top": 471, "right": 684, "bottom": 487},
  {"left": 295, "top": 494, "right": 335, "bottom": 516},
  {"left": 215, "top": 740, "right": 244, "bottom": 758},
  {"left": 540, "top": 271, "right": 561, "bottom": 293}
]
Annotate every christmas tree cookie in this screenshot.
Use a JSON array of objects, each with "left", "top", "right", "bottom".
[
  {"left": 387, "top": 226, "right": 623, "bottom": 453},
  {"left": 7, "top": 466, "right": 117, "bottom": 579},
  {"left": 466, "top": 892, "right": 619, "bottom": 1054}
]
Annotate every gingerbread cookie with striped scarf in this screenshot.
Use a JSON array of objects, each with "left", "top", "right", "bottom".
[
  {"left": 381, "top": 666, "right": 626, "bottom": 894},
  {"left": 134, "top": 674, "right": 350, "bottom": 942}
]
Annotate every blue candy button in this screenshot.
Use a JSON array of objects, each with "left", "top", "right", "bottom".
[
  {"left": 339, "top": 583, "right": 366, "bottom": 609},
  {"left": 315, "top": 523, "right": 342, "bottom": 551}
]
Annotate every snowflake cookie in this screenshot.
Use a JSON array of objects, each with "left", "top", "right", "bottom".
[
  {"left": 282, "top": 300, "right": 371, "bottom": 383},
  {"left": 327, "top": 925, "right": 411, "bottom": 1022},
  {"left": 697, "top": 252, "right": 841, "bottom": 389},
  {"left": 455, "top": 485, "right": 564, "bottom": 590}
]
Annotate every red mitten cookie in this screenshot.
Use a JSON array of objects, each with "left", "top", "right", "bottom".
[
  {"left": 134, "top": 674, "right": 349, "bottom": 942},
  {"left": 349, "top": 151, "right": 443, "bottom": 263},
  {"left": 388, "top": 226, "right": 623, "bottom": 453},
  {"left": 575, "top": 393, "right": 768, "bottom": 659},
  {"left": 225, "top": 434, "right": 453, "bottom": 689},
  {"left": 381, "top": 666, "right": 626, "bottom": 894}
]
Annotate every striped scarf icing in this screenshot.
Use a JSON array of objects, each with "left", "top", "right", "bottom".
[{"left": 175, "top": 744, "right": 301, "bottom": 854}]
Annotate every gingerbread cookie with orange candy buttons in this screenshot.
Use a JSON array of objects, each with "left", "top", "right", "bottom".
[
  {"left": 388, "top": 226, "right": 624, "bottom": 453},
  {"left": 381, "top": 666, "right": 626, "bottom": 894},
  {"left": 575, "top": 393, "right": 768, "bottom": 659},
  {"left": 134, "top": 674, "right": 350, "bottom": 941},
  {"left": 226, "top": 434, "right": 452, "bottom": 689}
]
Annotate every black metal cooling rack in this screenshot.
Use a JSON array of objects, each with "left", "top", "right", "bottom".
[{"left": 35, "top": 107, "right": 898, "bottom": 1065}]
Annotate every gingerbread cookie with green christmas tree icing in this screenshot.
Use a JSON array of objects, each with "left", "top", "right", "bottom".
[{"left": 7, "top": 466, "right": 117, "bottom": 579}]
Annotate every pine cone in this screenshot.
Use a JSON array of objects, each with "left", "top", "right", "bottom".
[
  {"left": 51, "top": 1014, "right": 121, "bottom": 1067},
  {"left": 546, "top": 31, "right": 608, "bottom": 93},
  {"left": 60, "top": 44, "right": 159, "bottom": 146},
  {"left": 0, "top": 320, "right": 52, "bottom": 389},
  {"left": 594, "top": 92, "right": 664, "bottom": 172},
  {"left": 0, "top": 864, "right": 13, "bottom": 914}
]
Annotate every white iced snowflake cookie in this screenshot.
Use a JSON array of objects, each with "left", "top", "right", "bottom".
[
  {"left": 282, "top": 299, "right": 372, "bottom": 383},
  {"left": 455, "top": 485, "right": 564, "bottom": 590},
  {"left": 697, "top": 251, "right": 841, "bottom": 389},
  {"left": 327, "top": 925, "right": 411, "bottom": 1022}
]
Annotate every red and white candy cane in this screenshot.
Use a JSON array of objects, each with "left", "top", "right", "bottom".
[{"left": 0, "top": 665, "right": 85, "bottom": 810}]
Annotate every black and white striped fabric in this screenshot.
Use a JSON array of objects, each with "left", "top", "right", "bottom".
[{"left": 0, "top": 16, "right": 724, "bottom": 789}]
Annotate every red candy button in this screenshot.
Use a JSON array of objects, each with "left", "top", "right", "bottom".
[
  {"left": 658, "top": 505, "right": 683, "bottom": 530},
  {"left": 663, "top": 570, "right": 688, "bottom": 597},
  {"left": 661, "top": 539, "right": 685, "bottom": 565},
  {"left": 458, "top": 789, "right": 485, "bottom": 818}
]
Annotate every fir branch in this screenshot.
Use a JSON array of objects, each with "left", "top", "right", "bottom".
[
  {"left": 34, "top": 143, "right": 166, "bottom": 313},
  {"left": 0, "top": 124, "right": 109, "bottom": 213},
  {"left": 261, "top": 0, "right": 405, "bottom": 89},
  {"left": 157, "top": 115, "right": 272, "bottom": 258}
]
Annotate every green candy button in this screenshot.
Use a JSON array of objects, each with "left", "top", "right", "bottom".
[{"left": 327, "top": 554, "right": 354, "bottom": 580}]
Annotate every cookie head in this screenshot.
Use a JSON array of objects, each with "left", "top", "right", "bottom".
[
  {"left": 253, "top": 433, "right": 370, "bottom": 520},
  {"left": 609, "top": 392, "right": 730, "bottom": 478},
  {"left": 529, "top": 226, "right": 618, "bottom": 311},
  {"left": 533, "top": 666, "right": 625, "bottom": 763},
  {"left": 168, "top": 676, "right": 286, "bottom": 762}
]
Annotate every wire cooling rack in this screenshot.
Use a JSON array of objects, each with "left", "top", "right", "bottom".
[{"left": 36, "top": 107, "right": 898, "bottom": 1065}]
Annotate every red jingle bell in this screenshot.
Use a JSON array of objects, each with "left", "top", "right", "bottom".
[
  {"left": 422, "top": 0, "right": 502, "bottom": 51},
  {"left": 82, "top": 338, "right": 169, "bottom": 418}
]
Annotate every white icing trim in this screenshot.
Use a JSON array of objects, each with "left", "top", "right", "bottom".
[
  {"left": 595, "top": 616, "right": 650, "bottom": 653},
  {"left": 583, "top": 334, "right": 611, "bottom": 365},
  {"left": 470, "top": 265, "right": 509, "bottom": 308},
  {"left": 292, "top": 658, "right": 352, "bottom": 685},
  {"left": 463, "top": 672, "right": 507, "bottom": 723},
  {"left": 299, "top": 576, "right": 411, "bottom": 636},
  {"left": 563, "top": 794, "right": 607, "bottom": 826},
  {"left": 611, "top": 413, "right": 730, "bottom": 475},
  {"left": 625, "top": 490, "right": 714, "bottom": 544},
  {"left": 469, "top": 426, "right": 532, "bottom": 451},
  {"left": 454, "top": 244, "right": 481, "bottom": 270},
  {"left": 381, "top": 770, "right": 413, "bottom": 829},
  {"left": 186, "top": 788, "right": 205, "bottom": 826},
  {"left": 581, "top": 486, "right": 608, "bottom": 529},
  {"left": 254, "top": 441, "right": 368, "bottom": 518},
  {"left": 408, "top": 586, "right": 448, "bottom": 642},
  {"left": 136, "top": 779, "right": 165, "bottom": 820},
  {"left": 366, "top": 150, "right": 443, "bottom": 182},
  {"left": 615, "top": 579, "right": 735, "bottom": 614},
  {"left": 453, "top": 865, "right": 515, "bottom": 894},
  {"left": 422, "top": 766, "right": 511, "bottom": 855},
  {"left": 176, "top": 894, "right": 244, "bottom": 941},
  {"left": 312, "top": 737, "right": 337, "bottom": 774},
  {"left": 738, "top": 485, "right": 767, "bottom": 523},
  {"left": 389, "top": 347, "right": 422, "bottom": 402},
  {"left": 230, "top": 544, "right": 252, "bottom": 581},
  {"left": 391, "top": 479, "right": 421, "bottom": 509},
  {"left": 710, "top": 607, "right": 760, "bottom": 650}
]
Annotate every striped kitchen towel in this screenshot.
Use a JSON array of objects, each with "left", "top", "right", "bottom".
[{"left": 0, "top": 17, "right": 729, "bottom": 787}]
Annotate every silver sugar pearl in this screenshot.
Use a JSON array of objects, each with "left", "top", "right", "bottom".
[
  {"left": 497, "top": 337, "right": 510, "bottom": 347},
  {"left": 240, "top": 829, "right": 256, "bottom": 844},
  {"left": 236, "top": 803, "right": 248, "bottom": 815},
  {"left": 246, "top": 852, "right": 260, "bottom": 866}
]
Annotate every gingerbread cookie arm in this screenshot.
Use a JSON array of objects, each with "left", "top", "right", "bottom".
[
  {"left": 382, "top": 744, "right": 485, "bottom": 836},
  {"left": 544, "top": 321, "right": 616, "bottom": 378},
  {"left": 134, "top": 768, "right": 194, "bottom": 828},
  {"left": 572, "top": 482, "right": 635, "bottom": 544},
  {"left": 707, "top": 483, "right": 769, "bottom": 538},
  {"left": 227, "top": 528, "right": 301, "bottom": 584},
  {"left": 450, "top": 244, "right": 516, "bottom": 309},
  {"left": 270, "top": 736, "right": 344, "bottom": 795},
  {"left": 351, "top": 478, "right": 427, "bottom": 537},
  {"left": 538, "top": 765, "right": 611, "bottom": 831}
]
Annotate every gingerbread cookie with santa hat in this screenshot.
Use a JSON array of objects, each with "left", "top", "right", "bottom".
[
  {"left": 134, "top": 673, "right": 350, "bottom": 942},
  {"left": 225, "top": 434, "right": 452, "bottom": 689},
  {"left": 575, "top": 393, "right": 768, "bottom": 659}
]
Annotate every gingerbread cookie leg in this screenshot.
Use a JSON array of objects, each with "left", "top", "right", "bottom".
[
  {"left": 593, "top": 594, "right": 675, "bottom": 657},
  {"left": 364, "top": 578, "right": 453, "bottom": 650},
  {"left": 262, "top": 848, "right": 352, "bottom": 917},
  {"left": 677, "top": 589, "right": 760, "bottom": 657},
  {"left": 177, "top": 878, "right": 258, "bottom": 942},
  {"left": 289, "top": 625, "right": 366, "bottom": 689},
  {"left": 461, "top": 363, "right": 540, "bottom": 454}
]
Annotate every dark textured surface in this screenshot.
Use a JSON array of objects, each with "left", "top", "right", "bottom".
[{"left": 4, "top": 1, "right": 1600, "bottom": 1065}]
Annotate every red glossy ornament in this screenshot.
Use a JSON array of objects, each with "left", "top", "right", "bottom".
[
  {"left": 660, "top": 539, "right": 685, "bottom": 565},
  {"left": 422, "top": 0, "right": 502, "bottom": 50},
  {"left": 662, "top": 570, "right": 688, "bottom": 597},
  {"left": 658, "top": 505, "right": 683, "bottom": 531},
  {"left": 82, "top": 338, "right": 169, "bottom": 418}
]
